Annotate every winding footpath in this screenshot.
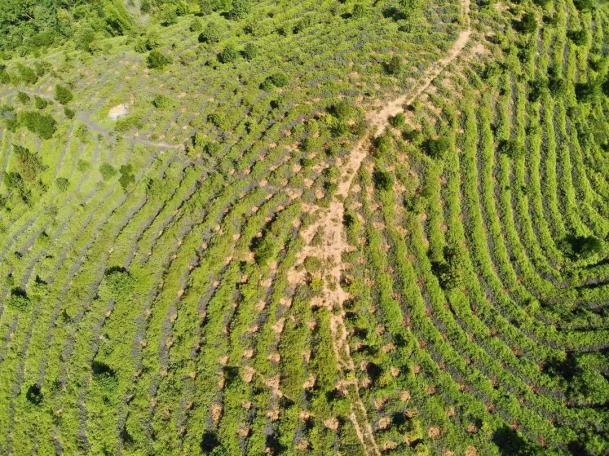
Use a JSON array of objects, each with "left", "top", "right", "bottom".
[{"left": 290, "top": 0, "right": 472, "bottom": 453}]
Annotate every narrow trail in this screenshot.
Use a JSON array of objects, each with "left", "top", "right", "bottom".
[{"left": 288, "top": 0, "right": 472, "bottom": 453}]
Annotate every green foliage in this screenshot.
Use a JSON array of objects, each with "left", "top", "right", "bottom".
[
  {"left": 18, "top": 111, "right": 57, "bottom": 140},
  {"left": 261, "top": 72, "right": 289, "bottom": 90},
  {"left": 15, "top": 64, "right": 38, "bottom": 85},
  {"left": 77, "top": 159, "right": 91, "bottom": 172},
  {"left": 55, "top": 177, "right": 69, "bottom": 191},
  {"left": 54, "top": 84, "right": 74, "bottom": 105},
  {"left": 13, "top": 144, "right": 46, "bottom": 182},
  {"left": 423, "top": 135, "right": 450, "bottom": 159},
  {"left": 135, "top": 33, "right": 161, "bottom": 53},
  {"left": 329, "top": 100, "right": 354, "bottom": 121},
  {"left": 64, "top": 107, "right": 75, "bottom": 119},
  {"left": 384, "top": 56, "right": 402, "bottom": 75},
  {"left": 91, "top": 360, "right": 118, "bottom": 391},
  {"left": 498, "top": 139, "right": 525, "bottom": 158},
  {"left": 242, "top": 42, "right": 257, "bottom": 60},
  {"left": 104, "top": 266, "right": 134, "bottom": 297},
  {"left": 34, "top": 96, "right": 48, "bottom": 110},
  {"left": 227, "top": 0, "right": 250, "bottom": 20},
  {"left": 189, "top": 18, "right": 203, "bottom": 32},
  {"left": 514, "top": 12, "right": 537, "bottom": 33},
  {"left": 152, "top": 94, "right": 173, "bottom": 109},
  {"left": 158, "top": 4, "right": 179, "bottom": 26},
  {"left": 25, "top": 384, "right": 43, "bottom": 405},
  {"left": 115, "top": 113, "right": 143, "bottom": 132},
  {"left": 3, "top": 171, "right": 29, "bottom": 203},
  {"left": 8, "top": 287, "right": 30, "bottom": 311},
  {"left": 0, "top": 0, "right": 134, "bottom": 55},
  {"left": 373, "top": 168, "right": 393, "bottom": 191},
  {"left": 199, "top": 0, "right": 231, "bottom": 15},
  {"left": 303, "top": 256, "right": 322, "bottom": 274},
  {"left": 147, "top": 49, "right": 172, "bottom": 69},
  {"left": 389, "top": 112, "right": 406, "bottom": 128},
  {"left": 559, "top": 235, "right": 603, "bottom": 260},
  {"left": 218, "top": 44, "right": 239, "bottom": 63},
  {"left": 431, "top": 247, "right": 464, "bottom": 290},
  {"left": 119, "top": 164, "right": 136, "bottom": 190},
  {"left": 16, "top": 92, "right": 30, "bottom": 105},
  {"left": 573, "top": 0, "right": 594, "bottom": 10},
  {"left": 0, "top": 105, "right": 18, "bottom": 131},
  {"left": 198, "top": 22, "right": 221, "bottom": 43},
  {"left": 100, "top": 163, "right": 117, "bottom": 180}
]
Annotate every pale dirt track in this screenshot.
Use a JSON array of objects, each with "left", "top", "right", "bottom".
[{"left": 288, "top": 0, "right": 472, "bottom": 453}]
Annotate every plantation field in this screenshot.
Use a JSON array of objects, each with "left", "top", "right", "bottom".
[{"left": 0, "top": 0, "right": 608, "bottom": 454}]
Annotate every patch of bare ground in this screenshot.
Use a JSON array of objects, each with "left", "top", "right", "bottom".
[{"left": 285, "top": 0, "right": 474, "bottom": 454}]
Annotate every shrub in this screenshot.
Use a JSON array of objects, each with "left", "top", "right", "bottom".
[
  {"left": 431, "top": 247, "right": 464, "bottom": 290},
  {"left": 218, "top": 45, "right": 239, "bottom": 63},
  {"left": 373, "top": 169, "right": 393, "bottom": 191},
  {"left": 242, "top": 43, "right": 257, "bottom": 60},
  {"left": 55, "top": 84, "right": 73, "bottom": 105},
  {"left": 13, "top": 144, "right": 46, "bottom": 181},
  {"left": 515, "top": 12, "right": 537, "bottom": 33},
  {"left": 26, "top": 384, "right": 43, "bottom": 405},
  {"left": 261, "top": 72, "right": 288, "bottom": 90},
  {"left": 329, "top": 100, "right": 354, "bottom": 120},
  {"left": 19, "top": 111, "right": 57, "bottom": 140},
  {"left": 389, "top": 112, "right": 406, "bottom": 128},
  {"left": 198, "top": 23, "right": 221, "bottom": 43},
  {"left": 559, "top": 235, "right": 603, "bottom": 260},
  {"left": 158, "top": 4, "right": 178, "bottom": 26},
  {"left": 104, "top": 266, "right": 134, "bottom": 297},
  {"left": 77, "top": 159, "right": 91, "bottom": 172},
  {"left": 573, "top": 0, "right": 594, "bottom": 10},
  {"left": 567, "top": 30, "right": 586, "bottom": 46},
  {"left": 304, "top": 256, "right": 323, "bottom": 274},
  {"left": 91, "top": 360, "right": 118, "bottom": 391},
  {"left": 384, "top": 56, "right": 402, "bottom": 75},
  {"left": 575, "top": 82, "right": 599, "bottom": 102},
  {"left": 135, "top": 34, "right": 160, "bottom": 53},
  {"left": 423, "top": 136, "right": 450, "bottom": 159},
  {"left": 119, "top": 164, "right": 135, "bottom": 190},
  {"left": 1, "top": 105, "right": 18, "bottom": 131},
  {"left": 189, "top": 18, "right": 203, "bottom": 32},
  {"left": 34, "top": 96, "right": 48, "bottom": 110},
  {"left": 147, "top": 50, "right": 172, "bottom": 69},
  {"left": 374, "top": 133, "right": 393, "bottom": 156},
  {"left": 115, "top": 114, "right": 143, "bottom": 132},
  {"left": 15, "top": 64, "right": 38, "bottom": 85},
  {"left": 227, "top": 0, "right": 250, "bottom": 19},
  {"left": 199, "top": 0, "right": 230, "bottom": 15},
  {"left": 100, "top": 163, "right": 117, "bottom": 180},
  {"left": 498, "top": 139, "right": 525, "bottom": 158},
  {"left": 352, "top": 4, "right": 366, "bottom": 18},
  {"left": 17, "top": 92, "right": 30, "bottom": 104},
  {"left": 55, "top": 177, "right": 69, "bottom": 191},
  {"left": 8, "top": 287, "right": 30, "bottom": 311},
  {"left": 152, "top": 94, "right": 173, "bottom": 109}
]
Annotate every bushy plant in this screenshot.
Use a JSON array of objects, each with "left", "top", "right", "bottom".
[
  {"left": 19, "top": 111, "right": 57, "bottom": 139},
  {"left": 198, "top": 22, "right": 221, "bottom": 43},
  {"left": 147, "top": 50, "right": 172, "bottom": 69},
  {"left": 8, "top": 287, "right": 30, "bottom": 311},
  {"left": 54, "top": 84, "right": 73, "bottom": 105},
  {"left": 218, "top": 45, "right": 239, "bottom": 63},
  {"left": 227, "top": 0, "right": 250, "bottom": 19}
]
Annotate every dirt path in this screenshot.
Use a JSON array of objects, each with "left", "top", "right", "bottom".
[{"left": 288, "top": 1, "right": 472, "bottom": 453}]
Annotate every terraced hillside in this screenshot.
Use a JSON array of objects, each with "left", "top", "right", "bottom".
[{"left": 0, "top": 0, "right": 608, "bottom": 454}]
